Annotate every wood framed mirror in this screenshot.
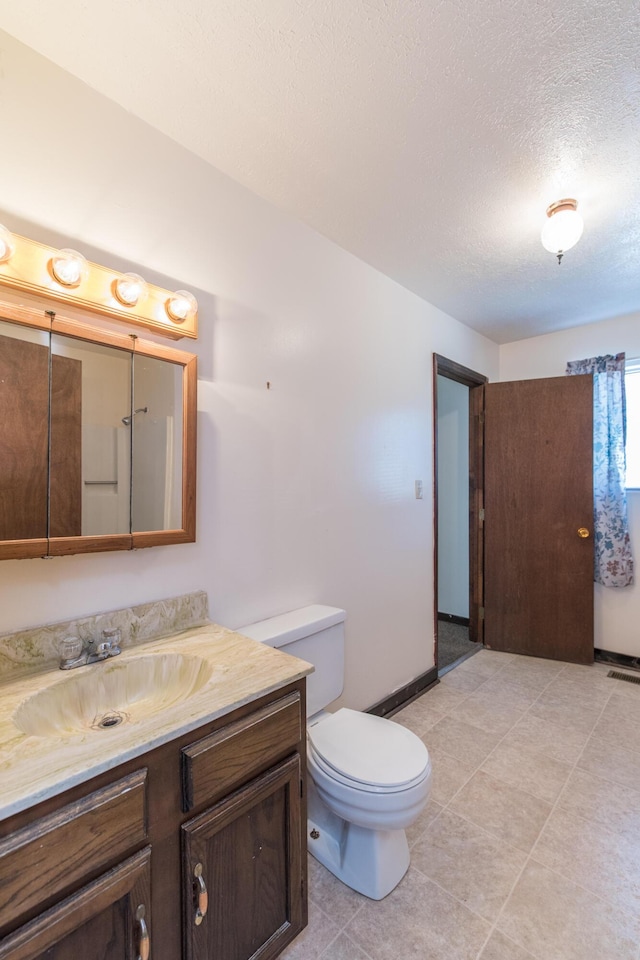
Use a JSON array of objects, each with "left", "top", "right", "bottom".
[{"left": 0, "top": 300, "right": 196, "bottom": 560}]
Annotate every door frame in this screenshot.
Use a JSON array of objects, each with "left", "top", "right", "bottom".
[{"left": 433, "top": 354, "right": 487, "bottom": 669}]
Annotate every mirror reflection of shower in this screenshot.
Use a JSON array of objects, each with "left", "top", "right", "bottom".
[{"left": 122, "top": 406, "right": 148, "bottom": 426}]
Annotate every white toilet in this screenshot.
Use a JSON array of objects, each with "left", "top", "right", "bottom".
[{"left": 240, "top": 605, "right": 432, "bottom": 900}]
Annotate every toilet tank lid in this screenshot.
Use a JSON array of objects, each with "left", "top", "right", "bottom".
[{"left": 239, "top": 605, "right": 346, "bottom": 648}]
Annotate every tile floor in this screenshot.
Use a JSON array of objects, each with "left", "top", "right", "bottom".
[{"left": 281, "top": 649, "right": 640, "bottom": 960}]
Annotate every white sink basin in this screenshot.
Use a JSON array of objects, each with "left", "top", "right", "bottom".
[{"left": 14, "top": 653, "right": 213, "bottom": 737}]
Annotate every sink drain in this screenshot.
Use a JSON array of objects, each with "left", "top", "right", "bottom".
[{"left": 93, "top": 712, "right": 126, "bottom": 730}]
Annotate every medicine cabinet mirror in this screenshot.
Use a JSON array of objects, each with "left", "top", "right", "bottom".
[{"left": 0, "top": 300, "right": 196, "bottom": 560}]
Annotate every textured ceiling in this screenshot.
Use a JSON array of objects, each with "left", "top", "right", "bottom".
[{"left": 0, "top": 0, "right": 639, "bottom": 343}]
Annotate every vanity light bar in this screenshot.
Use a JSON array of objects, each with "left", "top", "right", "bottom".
[{"left": 0, "top": 228, "right": 197, "bottom": 340}]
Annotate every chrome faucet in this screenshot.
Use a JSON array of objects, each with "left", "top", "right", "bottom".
[{"left": 59, "top": 628, "right": 122, "bottom": 670}]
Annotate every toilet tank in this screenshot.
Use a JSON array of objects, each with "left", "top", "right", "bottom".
[{"left": 239, "top": 605, "right": 345, "bottom": 718}]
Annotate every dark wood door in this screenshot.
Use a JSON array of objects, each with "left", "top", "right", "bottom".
[
  {"left": 182, "top": 756, "right": 304, "bottom": 960},
  {"left": 484, "top": 375, "right": 594, "bottom": 664},
  {"left": 0, "top": 848, "right": 151, "bottom": 960}
]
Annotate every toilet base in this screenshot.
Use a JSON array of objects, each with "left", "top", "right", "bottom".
[{"left": 307, "top": 781, "right": 410, "bottom": 900}]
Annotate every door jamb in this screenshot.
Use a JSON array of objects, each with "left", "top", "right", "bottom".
[{"left": 433, "top": 354, "right": 487, "bottom": 669}]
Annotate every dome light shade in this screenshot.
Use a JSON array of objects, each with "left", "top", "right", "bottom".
[
  {"left": 114, "top": 272, "right": 148, "bottom": 306},
  {"left": 166, "top": 289, "right": 197, "bottom": 323},
  {"left": 51, "top": 248, "right": 87, "bottom": 287},
  {"left": 0, "top": 225, "right": 15, "bottom": 263},
  {"left": 541, "top": 199, "right": 583, "bottom": 263}
]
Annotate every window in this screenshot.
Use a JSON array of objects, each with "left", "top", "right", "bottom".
[{"left": 626, "top": 358, "right": 640, "bottom": 488}]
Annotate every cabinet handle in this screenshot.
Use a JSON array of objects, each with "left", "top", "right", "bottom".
[
  {"left": 135, "top": 904, "right": 150, "bottom": 960},
  {"left": 194, "top": 862, "right": 208, "bottom": 926}
]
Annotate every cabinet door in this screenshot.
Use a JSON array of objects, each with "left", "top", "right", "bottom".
[
  {"left": 182, "top": 755, "right": 304, "bottom": 960},
  {"left": 0, "top": 848, "right": 151, "bottom": 960}
]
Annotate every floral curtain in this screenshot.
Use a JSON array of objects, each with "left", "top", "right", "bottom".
[{"left": 566, "top": 353, "right": 634, "bottom": 587}]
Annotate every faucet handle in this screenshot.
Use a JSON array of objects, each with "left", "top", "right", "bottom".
[
  {"left": 58, "top": 636, "right": 84, "bottom": 668},
  {"left": 101, "top": 627, "right": 122, "bottom": 654}
]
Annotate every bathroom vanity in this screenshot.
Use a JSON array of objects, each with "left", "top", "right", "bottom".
[{"left": 0, "top": 611, "right": 312, "bottom": 960}]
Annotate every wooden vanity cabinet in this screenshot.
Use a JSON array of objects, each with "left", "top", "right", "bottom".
[{"left": 0, "top": 680, "right": 307, "bottom": 960}]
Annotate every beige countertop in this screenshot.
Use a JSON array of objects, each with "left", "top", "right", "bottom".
[{"left": 0, "top": 623, "right": 312, "bottom": 821}]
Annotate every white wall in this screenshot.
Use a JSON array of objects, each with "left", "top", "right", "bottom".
[
  {"left": 437, "top": 376, "right": 469, "bottom": 618},
  {"left": 0, "top": 33, "right": 499, "bottom": 710},
  {"left": 500, "top": 311, "right": 640, "bottom": 656}
]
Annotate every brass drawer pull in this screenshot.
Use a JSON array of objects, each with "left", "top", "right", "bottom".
[
  {"left": 194, "top": 862, "right": 208, "bottom": 926},
  {"left": 136, "top": 904, "right": 150, "bottom": 960},
  {"left": 577, "top": 527, "right": 590, "bottom": 538}
]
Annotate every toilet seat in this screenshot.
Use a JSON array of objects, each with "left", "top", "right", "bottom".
[{"left": 307, "top": 708, "right": 430, "bottom": 792}]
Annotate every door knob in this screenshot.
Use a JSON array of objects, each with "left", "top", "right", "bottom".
[{"left": 577, "top": 527, "right": 590, "bottom": 538}]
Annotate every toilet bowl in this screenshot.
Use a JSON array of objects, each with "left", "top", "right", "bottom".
[{"left": 239, "top": 605, "right": 432, "bottom": 900}]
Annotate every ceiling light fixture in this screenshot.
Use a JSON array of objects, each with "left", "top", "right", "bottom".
[{"left": 541, "top": 198, "right": 583, "bottom": 265}]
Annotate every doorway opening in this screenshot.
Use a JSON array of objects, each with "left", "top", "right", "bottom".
[{"left": 433, "top": 355, "right": 487, "bottom": 675}]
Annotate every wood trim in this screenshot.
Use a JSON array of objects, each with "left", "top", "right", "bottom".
[
  {"left": 0, "top": 540, "right": 48, "bottom": 561},
  {"left": 0, "top": 847, "right": 151, "bottom": 960},
  {"left": 433, "top": 354, "right": 488, "bottom": 389},
  {"left": 51, "top": 315, "right": 135, "bottom": 352},
  {"left": 595, "top": 648, "right": 640, "bottom": 672},
  {"left": 0, "top": 302, "right": 52, "bottom": 331},
  {"left": 47, "top": 534, "right": 133, "bottom": 556},
  {"left": 469, "top": 383, "right": 485, "bottom": 645},
  {"left": 433, "top": 355, "right": 487, "bottom": 664},
  {"left": 367, "top": 666, "right": 438, "bottom": 718}
]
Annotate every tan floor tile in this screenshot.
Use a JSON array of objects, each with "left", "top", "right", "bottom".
[
  {"left": 418, "top": 682, "right": 470, "bottom": 714},
  {"left": 406, "top": 798, "right": 443, "bottom": 847},
  {"left": 391, "top": 699, "right": 444, "bottom": 736},
  {"left": 456, "top": 650, "right": 511, "bottom": 679},
  {"left": 533, "top": 806, "right": 640, "bottom": 914},
  {"left": 498, "top": 860, "right": 640, "bottom": 960},
  {"left": 557, "top": 768, "right": 640, "bottom": 835},
  {"left": 480, "top": 740, "right": 572, "bottom": 804},
  {"left": 425, "top": 715, "right": 501, "bottom": 768},
  {"left": 590, "top": 708, "right": 640, "bottom": 752},
  {"left": 411, "top": 809, "right": 526, "bottom": 921},
  {"left": 479, "top": 930, "right": 537, "bottom": 960},
  {"left": 280, "top": 901, "right": 341, "bottom": 960},
  {"left": 472, "top": 674, "right": 546, "bottom": 707},
  {"left": 577, "top": 735, "right": 640, "bottom": 793},
  {"left": 320, "top": 933, "right": 372, "bottom": 959},
  {"left": 426, "top": 745, "right": 476, "bottom": 805},
  {"left": 504, "top": 713, "right": 589, "bottom": 764},
  {"left": 528, "top": 690, "right": 603, "bottom": 735},
  {"left": 542, "top": 674, "right": 612, "bottom": 706},
  {"left": 498, "top": 656, "right": 565, "bottom": 681},
  {"left": 449, "top": 691, "right": 526, "bottom": 737},
  {"left": 606, "top": 690, "right": 640, "bottom": 724},
  {"left": 439, "top": 667, "right": 487, "bottom": 694},
  {"left": 308, "top": 857, "right": 366, "bottom": 929},
  {"left": 449, "top": 770, "right": 552, "bottom": 852},
  {"left": 346, "top": 867, "right": 490, "bottom": 960}
]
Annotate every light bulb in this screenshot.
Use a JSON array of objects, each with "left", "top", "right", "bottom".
[
  {"left": 114, "top": 272, "right": 148, "bottom": 306},
  {"left": 541, "top": 199, "right": 583, "bottom": 257},
  {"left": 166, "top": 289, "right": 197, "bottom": 323},
  {"left": 0, "top": 224, "right": 15, "bottom": 263},
  {"left": 50, "top": 248, "right": 87, "bottom": 287}
]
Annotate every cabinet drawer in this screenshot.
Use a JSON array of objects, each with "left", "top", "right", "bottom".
[
  {"left": 182, "top": 691, "right": 302, "bottom": 811},
  {"left": 0, "top": 769, "right": 147, "bottom": 930}
]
